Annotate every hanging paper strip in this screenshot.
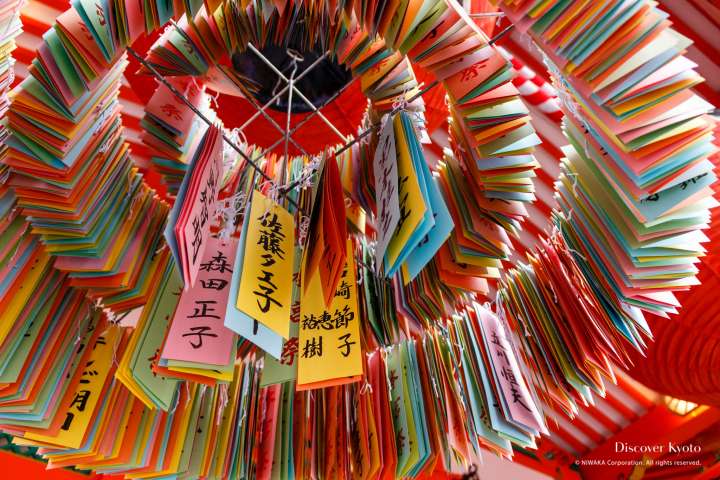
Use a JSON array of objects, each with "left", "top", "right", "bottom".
[
  {"left": 494, "top": 0, "right": 717, "bottom": 317},
  {"left": 236, "top": 189, "right": 296, "bottom": 339},
  {"left": 298, "top": 239, "right": 363, "bottom": 389},
  {"left": 160, "top": 234, "right": 238, "bottom": 383},
  {"left": 1, "top": 0, "right": 716, "bottom": 477},
  {"left": 165, "top": 124, "right": 223, "bottom": 289}
]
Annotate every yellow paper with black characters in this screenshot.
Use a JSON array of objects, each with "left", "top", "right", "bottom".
[
  {"left": 25, "top": 325, "right": 122, "bottom": 449},
  {"left": 297, "top": 239, "right": 362, "bottom": 388},
  {"left": 384, "top": 114, "right": 427, "bottom": 274},
  {"left": 236, "top": 190, "right": 295, "bottom": 339}
]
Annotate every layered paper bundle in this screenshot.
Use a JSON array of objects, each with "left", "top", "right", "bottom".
[
  {"left": 496, "top": 0, "right": 717, "bottom": 319},
  {"left": 0, "top": 268, "right": 123, "bottom": 452},
  {"left": 4, "top": 284, "right": 545, "bottom": 478},
  {"left": 0, "top": 201, "right": 60, "bottom": 409},
  {"left": 408, "top": 3, "right": 541, "bottom": 191},
  {"left": 143, "top": 7, "right": 428, "bottom": 128},
  {"left": 0, "top": 2, "right": 81, "bottom": 441},
  {"left": 0, "top": 0, "right": 24, "bottom": 153},
  {"left": 2, "top": 0, "right": 717, "bottom": 477},
  {"left": 159, "top": 234, "right": 238, "bottom": 384},
  {"left": 499, "top": 227, "right": 633, "bottom": 415},
  {"left": 483, "top": 0, "right": 718, "bottom": 416},
  {"left": 0, "top": 151, "right": 549, "bottom": 477},
  {"left": 142, "top": 78, "right": 212, "bottom": 196},
  {"left": 400, "top": 0, "right": 541, "bottom": 289},
  {"left": 164, "top": 124, "right": 223, "bottom": 288},
  {"left": 4, "top": 0, "right": 179, "bottom": 309},
  {"left": 371, "top": 111, "right": 454, "bottom": 282},
  {"left": 0, "top": 0, "right": 26, "bottom": 277}
]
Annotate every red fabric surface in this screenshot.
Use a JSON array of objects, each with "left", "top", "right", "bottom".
[{"left": 124, "top": 32, "right": 163, "bottom": 105}]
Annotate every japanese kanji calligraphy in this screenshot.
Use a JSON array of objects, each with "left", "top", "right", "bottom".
[
  {"left": 475, "top": 303, "right": 543, "bottom": 437},
  {"left": 165, "top": 124, "right": 224, "bottom": 289},
  {"left": 372, "top": 114, "right": 400, "bottom": 269},
  {"left": 24, "top": 325, "right": 122, "bottom": 449},
  {"left": 1, "top": 0, "right": 718, "bottom": 476},
  {"left": 261, "top": 246, "right": 303, "bottom": 387},
  {"left": 161, "top": 235, "right": 237, "bottom": 369},
  {"left": 298, "top": 239, "right": 363, "bottom": 389},
  {"left": 236, "top": 190, "right": 295, "bottom": 339}
]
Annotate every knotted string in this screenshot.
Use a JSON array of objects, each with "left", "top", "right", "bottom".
[{"left": 216, "top": 383, "right": 229, "bottom": 426}]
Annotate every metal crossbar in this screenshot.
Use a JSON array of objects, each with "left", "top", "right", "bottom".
[
  {"left": 298, "top": 24, "right": 515, "bottom": 161},
  {"left": 126, "top": 46, "right": 303, "bottom": 212},
  {"left": 248, "top": 43, "right": 348, "bottom": 143},
  {"left": 210, "top": 52, "right": 313, "bottom": 158},
  {"left": 254, "top": 76, "right": 357, "bottom": 161},
  {"left": 127, "top": 22, "right": 514, "bottom": 210},
  {"left": 235, "top": 50, "right": 328, "bottom": 134}
]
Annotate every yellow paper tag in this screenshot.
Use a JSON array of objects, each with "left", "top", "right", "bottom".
[
  {"left": 237, "top": 190, "right": 296, "bottom": 339},
  {"left": 385, "top": 115, "right": 426, "bottom": 270},
  {"left": 26, "top": 325, "right": 122, "bottom": 449},
  {"left": 297, "top": 239, "right": 362, "bottom": 387}
]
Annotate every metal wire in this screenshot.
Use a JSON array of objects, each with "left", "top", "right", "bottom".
[
  {"left": 248, "top": 43, "right": 347, "bottom": 142},
  {"left": 128, "top": 23, "right": 514, "bottom": 207},
  {"left": 254, "top": 77, "right": 357, "bottom": 160},
  {"left": 469, "top": 12, "right": 505, "bottom": 18},
  {"left": 127, "top": 46, "right": 303, "bottom": 212},
  {"left": 236, "top": 49, "right": 328, "bottom": 132}
]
